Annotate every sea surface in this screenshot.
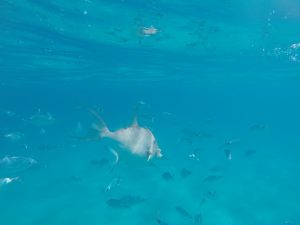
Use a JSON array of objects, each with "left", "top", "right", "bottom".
[{"left": 1, "top": 0, "right": 300, "bottom": 225}]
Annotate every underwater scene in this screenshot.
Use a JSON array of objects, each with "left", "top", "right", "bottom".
[{"left": 1, "top": 0, "right": 300, "bottom": 225}]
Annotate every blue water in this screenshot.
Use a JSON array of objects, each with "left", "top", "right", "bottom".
[{"left": 1, "top": 0, "right": 300, "bottom": 225}]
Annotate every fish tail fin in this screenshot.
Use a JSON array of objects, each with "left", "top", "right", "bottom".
[{"left": 89, "top": 109, "right": 110, "bottom": 138}]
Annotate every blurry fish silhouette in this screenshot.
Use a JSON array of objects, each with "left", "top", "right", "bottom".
[
  {"left": 175, "top": 206, "right": 193, "bottom": 220},
  {"left": 194, "top": 213, "right": 203, "bottom": 224},
  {"left": 90, "top": 158, "right": 109, "bottom": 166},
  {"left": 199, "top": 197, "right": 206, "bottom": 207},
  {"left": 224, "top": 149, "right": 232, "bottom": 160},
  {"left": 156, "top": 218, "right": 170, "bottom": 225},
  {"left": 0, "top": 156, "right": 37, "bottom": 173},
  {"left": 90, "top": 109, "right": 162, "bottom": 161},
  {"left": 4, "top": 132, "right": 24, "bottom": 142},
  {"left": 141, "top": 25, "right": 158, "bottom": 36},
  {"left": 209, "top": 166, "right": 221, "bottom": 172},
  {"left": 0, "top": 177, "right": 19, "bottom": 187},
  {"left": 220, "top": 139, "right": 240, "bottom": 148},
  {"left": 203, "top": 175, "right": 223, "bottom": 182},
  {"left": 162, "top": 172, "right": 173, "bottom": 181},
  {"left": 249, "top": 124, "right": 266, "bottom": 131},
  {"left": 245, "top": 150, "right": 257, "bottom": 157},
  {"left": 106, "top": 195, "right": 146, "bottom": 209},
  {"left": 70, "top": 176, "right": 82, "bottom": 182},
  {"left": 181, "top": 168, "right": 191, "bottom": 178},
  {"left": 194, "top": 213, "right": 203, "bottom": 225},
  {"left": 205, "top": 190, "right": 218, "bottom": 200},
  {"left": 29, "top": 109, "right": 55, "bottom": 126}
]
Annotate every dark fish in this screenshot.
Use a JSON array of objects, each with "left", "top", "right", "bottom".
[
  {"left": 198, "top": 132, "right": 215, "bottom": 139},
  {"left": 194, "top": 213, "right": 203, "bottom": 224},
  {"left": 90, "top": 158, "right": 109, "bottom": 166},
  {"left": 249, "top": 124, "right": 266, "bottom": 131},
  {"left": 181, "top": 168, "right": 191, "bottom": 178},
  {"left": 199, "top": 197, "right": 206, "bottom": 207},
  {"left": 156, "top": 218, "right": 170, "bottom": 225},
  {"left": 203, "top": 175, "right": 222, "bottom": 182},
  {"left": 175, "top": 206, "right": 192, "bottom": 219},
  {"left": 70, "top": 176, "right": 82, "bottom": 182},
  {"left": 205, "top": 190, "right": 218, "bottom": 200},
  {"left": 106, "top": 195, "right": 146, "bottom": 209},
  {"left": 181, "top": 128, "right": 200, "bottom": 138},
  {"left": 162, "top": 172, "right": 173, "bottom": 181},
  {"left": 245, "top": 150, "right": 257, "bottom": 157},
  {"left": 38, "top": 144, "right": 63, "bottom": 151},
  {"left": 209, "top": 166, "right": 221, "bottom": 172},
  {"left": 180, "top": 137, "right": 193, "bottom": 145}
]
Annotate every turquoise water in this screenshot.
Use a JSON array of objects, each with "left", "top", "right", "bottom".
[{"left": 1, "top": 0, "right": 300, "bottom": 225}]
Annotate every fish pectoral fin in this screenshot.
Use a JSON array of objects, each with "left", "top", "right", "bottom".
[{"left": 147, "top": 152, "right": 153, "bottom": 161}]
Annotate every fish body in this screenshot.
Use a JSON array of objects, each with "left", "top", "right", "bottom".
[
  {"left": 91, "top": 110, "right": 162, "bottom": 161},
  {"left": 0, "top": 156, "right": 37, "bottom": 172},
  {"left": 175, "top": 206, "right": 193, "bottom": 219},
  {"left": 245, "top": 150, "right": 257, "bottom": 157},
  {"left": 0, "top": 177, "right": 19, "bottom": 186},
  {"left": 156, "top": 218, "right": 169, "bottom": 225},
  {"left": 162, "top": 172, "right": 173, "bottom": 181},
  {"left": 29, "top": 109, "right": 55, "bottom": 126},
  {"left": 4, "top": 132, "right": 24, "bottom": 142},
  {"left": 181, "top": 168, "right": 191, "bottom": 178},
  {"left": 106, "top": 195, "right": 145, "bottom": 209},
  {"left": 204, "top": 175, "right": 223, "bottom": 182}
]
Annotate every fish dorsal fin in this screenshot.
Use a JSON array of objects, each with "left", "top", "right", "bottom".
[{"left": 132, "top": 116, "right": 138, "bottom": 127}]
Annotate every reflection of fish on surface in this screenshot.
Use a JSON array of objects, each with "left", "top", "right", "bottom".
[
  {"left": 224, "top": 149, "right": 232, "bottom": 160},
  {"left": 90, "top": 109, "right": 162, "bottom": 161},
  {"left": 106, "top": 195, "right": 146, "bottom": 209}
]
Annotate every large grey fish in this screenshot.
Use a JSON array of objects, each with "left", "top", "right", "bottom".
[{"left": 90, "top": 110, "right": 162, "bottom": 161}]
